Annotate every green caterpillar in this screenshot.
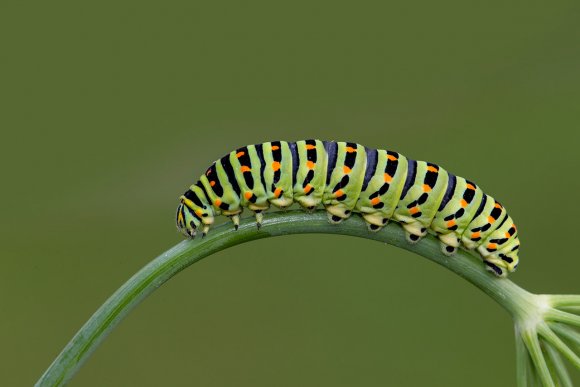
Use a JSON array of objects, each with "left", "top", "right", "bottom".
[{"left": 176, "top": 140, "right": 520, "bottom": 277}]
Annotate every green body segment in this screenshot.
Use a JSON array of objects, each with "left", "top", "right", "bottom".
[
  {"left": 261, "top": 141, "right": 294, "bottom": 208},
  {"left": 292, "top": 140, "right": 327, "bottom": 209},
  {"left": 430, "top": 176, "right": 485, "bottom": 250},
  {"left": 323, "top": 142, "right": 367, "bottom": 220},
  {"left": 461, "top": 194, "right": 507, "bottom": 250},
  {"left": 479, "top": 215, "right": 519, "bottom": 272},
  {"left": 355, "top": 150, "right": 408, "bottom": 228},
  {"left": 177, "top": 140, "right": 520, "bottom": 277},
  {"left": 393, "top": 161, "right": 449, "bottom": 240},
  {"left": 229, "top": 144, "right": 269, "bottom": 211}
]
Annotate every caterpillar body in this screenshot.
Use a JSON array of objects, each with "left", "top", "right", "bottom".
[{"left": 176, "top": 140, "right": 520, "bottom": 277}]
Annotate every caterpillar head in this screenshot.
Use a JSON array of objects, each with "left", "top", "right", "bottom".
[{"left": 176, "top": 186, "right": 213, "bottom": 237}]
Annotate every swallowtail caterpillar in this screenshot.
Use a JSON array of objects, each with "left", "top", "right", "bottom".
[{"left": 176, "top": 140, "right": 520, "bottom": 277}]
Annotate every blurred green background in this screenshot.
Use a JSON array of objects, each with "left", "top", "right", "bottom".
[{"left": 2, "top": 1, "right": 579, "bottom": 386}]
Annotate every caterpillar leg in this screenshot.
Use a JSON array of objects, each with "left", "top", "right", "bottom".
[
  {"left": 222, "top": 209, "right": 242, "bottom": 232},
  {"left": 182, "top": 226, "right": 196, "bottom": 238},
  {"left": 406, "top": 232, "right": 422, "bottom": 243},
  {"left": 199, "top": 215, "right": 215, "bottom": 238},
  {"left": 305, "top": 205, "right": 317, "bottom": 213},
  {"left": 441, "top": 244, "right": 457, "bottom": 255},
  {"left": 248, "top": 201, "right": 269, "bottom": 226},
  {"left": 402, "top": 222, "right": 427, "bottom": 244},
  {"left": 254, "top": 210, "right": 264, "bottom": 229},
  {"left": 362, "top": 213, "right": 389, "bottom": 232},
  {"left": 325, "top": 204, "right": 352, "bottom": 224},
  {"left": 327, "top": 212, "right": 344, "bottom": 224},
  {"left": 229, "top": 214, "right": 241, "bottom": 230},
  {"left": 438, "top": 233, "right": 460, "bottom": 256}
]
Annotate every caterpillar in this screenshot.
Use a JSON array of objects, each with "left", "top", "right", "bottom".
[{"left": 176, "top": 140, "right": 520, "bottom": 277}]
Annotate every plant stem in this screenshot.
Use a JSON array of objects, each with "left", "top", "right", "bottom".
[{"left": 34, "top": 210, "right": 575, "bottom": 386}]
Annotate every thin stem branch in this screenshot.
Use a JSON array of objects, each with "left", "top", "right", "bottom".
[
  {"left": 549, "top": 323, "right": 580, "bottom": 349},
  {"left": 515, "top": 327, "right": 533, "bottom": 387},
  {"left": 547, "top": 309, "right": 580, "bottom": 327},
  {"left": 560, "top": 306, "right": 580, "bottom": 314},
  {"left": 537, "top": 324, "right": 580, "bottom": 368},
  {"left": 522, "top": 329, "right": 555, "bottom": 387},
  {"left": 549, "top": 295, "right": 580, "bottom": 307},
  {"left": 543, "top": 344, "right": 573, "bottom": 387}
]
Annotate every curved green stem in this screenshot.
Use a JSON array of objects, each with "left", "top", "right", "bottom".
[{"left": 35, "top": 210, "right": 580, "bottom": 386}]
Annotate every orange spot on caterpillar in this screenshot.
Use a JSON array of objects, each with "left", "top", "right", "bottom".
[
  {"left": 494, "top": 203, "right": 502, "bottom": 209},
  {"left": 307, "top": 161, "right": 315, "bottom": 169},
  {"left": 488, "top": 216, "right": 496, "bottom": 223},
  {"left": 214, "top": 198, "right": 222, "bottom": 207},
  {"left": 304, "top": 184, "right": 313, "bottom": 194},
  {"left": 244, "top": 192, "right": 253, "bottom": 200},
  {"left": 384, "top": 173, "right": 392, "bottom": 183},
  {"left": 471, "top": 231, "right": 481, "bottom": 239},
  {"left": 271, "top": 145, "right": 280, "bottom": 150},
  {"left": 460, "top": 199, "right": 468, "bottom": 208},
  {"left": 334, "top": 189, "right": 344, "bottom": 197},
  {"left": 505, "top": 232, "right": 511, "bottom": 238},
  {"left": 409, "top": 206, "right": 419, "bottom": 215},
  {"left": 273, "top": 187, "right": 282, "bottom": 198},
  {"left": 305, "top": 144, "right": 316, "bottom": 150},
  {"left": 345, "top": 146, "right": 356, "bottom": 153},
  {"left": 195, "top": 209, "right": 203, "bottom": 217},
  {"left": 236, "top": 151, "right": 245, "bottom": 158},
  {"left": 343, "top": 166, "right": 351, "bottom": 174},
  {"left": 427, "top": 166, "right": 438, "bottom": 173},
  {"left": 488, "top": 243, "right": 498, "bottom": 250},
  {"left": 272, "top": 161, "right": 281, "bottom": 171},
  {"left": 466, "top": 183, "right": 475, "bottom": 190},
  {"left": 371, "top": 197, "right": 381, "bottom": 205},
  {"left": 210, "top": 180, "right": 216, "bottom": 187},
  {"left": 423, "top": 184, "right": 431, "bottom": 192},
  {"left": 387, "top": 154, "right": 398, "bottom": 161},
  {"left": 446, "top": 220, "right": 456, "bottom": 227},
  {"left": 240, "top": 166, "right": 251, "bottom": 173}
]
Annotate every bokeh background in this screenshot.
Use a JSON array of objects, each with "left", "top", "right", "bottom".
[{"left": 2, "top": 1, "right": 579, "bottom": 386}]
